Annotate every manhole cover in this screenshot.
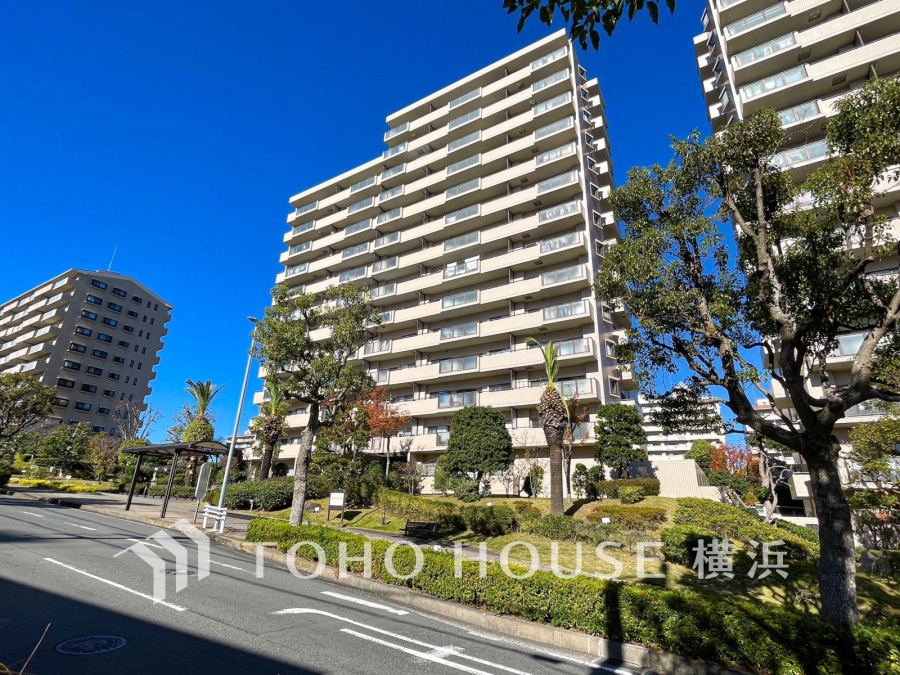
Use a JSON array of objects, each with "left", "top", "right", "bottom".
[{"left": 55, "top": 636, "right": 128, "bottom": 655}]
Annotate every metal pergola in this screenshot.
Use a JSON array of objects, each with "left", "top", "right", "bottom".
[{"left": 121, "top": 441, "right": 229, "bottom": 517}]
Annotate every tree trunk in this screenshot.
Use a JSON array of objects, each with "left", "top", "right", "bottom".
[
  {"left": 805, "top": 442, "right": 859, "bottom": 627},
  {"left": 184, "top": 455, "right": 197, "bottom": 487},
  {"left": 288, "top": 404, "right": 319, "bottom": 526},
  {"left": 564, "top": 443, "right": 573, "bottom": 500},
  {"left": 548, "top": 443, "right": 564, "bottom": 516},
  {"left": 259, "top": 441, "right": 274, "bottom": 482},
  {"left": 384, "top": 435, "right": 391, "bottom": 478}
]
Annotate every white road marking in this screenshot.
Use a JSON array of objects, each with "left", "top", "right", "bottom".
[
  {"left": 209, "top": 560, "right": 251, "bottom": 573},
  {"left": 64, "top": 522, "right": 97, "bottom": 531},
  {"left": 43, "top": 558, "right": 187, "bottom": 612},
  {"left": 320, "top": 591, "right": 409, "bottom": 615},
  {"left": 126, "top": 538, "right": 166, "bottom": 550},
  {"left": 467, "top": 631, "right": 596, "bottom": 667},
  {"left": 20, "top": 511, "right": 44, "bottom": 518},
  {"left": 341, "top": 629, "right": 499, "bottom": 675},
  {"left": 273, "top": 608, "right": 532, "bottom": 674}
]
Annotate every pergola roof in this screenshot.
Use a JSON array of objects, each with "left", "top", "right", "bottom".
[{"left": 120, "top": 440, "right": 228, "bottom": 459}]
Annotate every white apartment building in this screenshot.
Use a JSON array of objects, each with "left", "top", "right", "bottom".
[
  {"left": 695, "top": 0, "right": 900, "bottom": 516},
  {"left": 0, "top": 270, "right": 171, "bottom": 437},
  {"left": 258, "top": 31, "right": 633, "bottom": 494},
  {"left": 639, "top": 394, "right": 727, "bottom": 459}
]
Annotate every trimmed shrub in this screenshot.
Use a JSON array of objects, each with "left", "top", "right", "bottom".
[
  {"left": 618, "top": 486, "right": 645, "bottom": 504},
  {"left": 461, "top": 505, "right": 517, "bottom": 536},
  {"left": 214, "top": 478, "right": 295, "bottom": 511},
  {"left": 373, "top": 488, "right": 463, "bottom": 529},
  {"left": 245, "top": 517, "right": 900, "bottom": 675},
  {"left": 518, "top": 513, "right": 613, "bottom": 546},
  {"left": 586, "top": 505, "right": 667, "bottom": 529},
  {"left": 594, "top": 478, "right": 660, "bottom": 500},
  {"left": 661, "top": 526, "right": 714, "bottom": 566},
  {"left": 0, "top": 466, "right": 11, "bottom": 487},
  {"left": 148, "top": 484, "right": 196, "bottom": 499},
  {"left": 673, "top": 498, "right": 819, "bottom": 560},
  {"left": 774, "top": 518, "right": 820, "bottom": 545},
  {"left": 511, "top": 500, "right": 540, "bottom": 516},
  {"left": 447, "top": 477, "right": 481, "bottom": 503}
]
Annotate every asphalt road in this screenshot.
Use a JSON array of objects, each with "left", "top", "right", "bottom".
[{"left": 0, "top": 495, "right": 637, "bottom": 675}]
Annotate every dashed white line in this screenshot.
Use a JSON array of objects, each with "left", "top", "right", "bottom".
[
  {"left": 341, "top": 629, "right": 499, "bottom": 675},
  {"left": 43, "top": 558, "right": 186, "bottom": 611},
  {"left": 467, "top": 631, "right": 596, "bottom": 667},
  {"left": 64, "top": 522, "right": 97, "bottom": 531},
  {"left": 20, "top": 511, "right": 44, "bottom": 518},
  {"left": 210, "top": 560, "right": 251, "bottom": 573},
  {"left": 320, "top": 591, "right": 409, "bottom": 615}
]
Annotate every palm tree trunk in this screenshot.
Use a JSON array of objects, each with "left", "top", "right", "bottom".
[
  {"left": 548, "top": 443, "right": 564, "bottom": 515},
  {"left": 259, "top": 442, "right": 274, "bottom": 482},
  {"left": 184, "top": 455, "right": 197, "bottom": 487},
  {"left": 288, "top": 403, "right": 319, "bottom": 526}
]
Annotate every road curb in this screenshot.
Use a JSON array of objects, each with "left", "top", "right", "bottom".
[{"left": 1, "top": 488, "right": 749, "bottom": 675}]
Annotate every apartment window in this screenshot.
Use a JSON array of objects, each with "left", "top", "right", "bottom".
[
  {"left": 438, "top": 356, "right": 478, "bottom": 373},
  {"left": 286, "top": 263, "right": 308, "bottom": 277},
  {"left": 383, "top": 142, "right": 406, "bottom": 159},
  {"left": 92, "top": 349, "right": 108, "bottom": 359},
  {"left": 371, "top": 283, "right": 396, "bottom": 298},
  {"left": 348, "top": 196, "right": 373, "bottom": 214},
  {"left": 125, "top": 376, "right": 130, "bottom": 384},
  {"left": 543, "top": 300, "right": 586, "bottom": 320},
  {"left": 447, "top": 154, "right": 479, "bottom": 175},
  {"left": 103, "top": 389, "right": 115, "bottom": 397},
  {"left": 132, "top": 379, "right": 138, "bottom": 387},
  {"left": 447, "top": 131, "right": 479, "bottom": 153},
  {"left": 778, "top": 101, "right": 819, "bottom": 126},
  {"left": 107, "top": 302, "right": 122, "bottom": 312},
  {"left": 130, "top": 359, "right": 135, "bottom": 367},
  {"left": 57, "top": 378, "right": 75, "bottom": 389},
  {"left": 363, "top": 339, "right": 391, "bottom": 355},
  {"left": 446, "top": 178, "right": 479, "bottom": 199},
  {"left": 740, "top": 66, "right": 806, "bottom": 100},
  {"left": 536, "top": 142, "right": 575, "bottom": 166},
  {"left": 345, "top": 219, "right": 370, "bottom": 236},
  {"left": 442, "top": 290, "right": 478, "bottom": 308},
  {"left": 114, "top": 356, "right": 125, "bottom": 364},
  {"left": 543, "top": 265, "right": 582, "bottom": 285},
  {"left": 539, "top": 200, "right": 579, "bottom": 222},
  {"left": 533, "top": 92, "right": 571, "bottom": 116},
  {"left": 102, "top": 317, "right": 117, "bottom": 327},
  {"left": 98, "top": 333, "right": 113, "bottom": 343},
  {"left": 74, "top": 326, "right": 92, "bottom": 337},
  {"left": 55, "top": 397, "right": 69, "bottom": 408},
  {"left": 124, "top": 325, "right": 134, "bottom": 333},
  {"left": 596, "top": 240, "right": 610, "bottom": 257},
  {"left": 444, "top": 257, "right": 478, "bottom": 279},
  {"left": 146, "top": 301, "right": 151, "bottom": 308},
  {"left": 86, "top": 294, "right": 103, "bottom": 305},
  {"left": 725, "top": 4, "right": 786, "bottom": 37},
  {"left": 531, "top": 46, "right": 567, "bottom": 70},
  {"left": 437, "top": 391, "right": 476, "bottom": 408},
  {"left": 343, "top": 242, "right": 369, "bottom": 259},
  {"left": 292, "top": 220, "right": 314, "bottom": 236},
  {"left": 734, "top": 34, "right": 796, "bottom": 67},
  {"left": 63, "top": 360, "right": 81, "bottom": 371},
  {"left": 86, "top": 366, "right": 103, "bottom": 376},
  {"left": 605, "top": 341, "right": 617, "bottom": 358},
  {"left": 350, "top": 175, "right": 375, "bottom": 193},
  {"left": 339, "top": 266, "right": 366, "bottom": 283},
  {"left": 81, "top": 310, "right": 98, "bottom": 321},
  {"left": 289, "top": 241, "right": 311, "bottom": 255},
  {"left": 112, "top": 288, "right": 126, "bottom": 298},
  {"left": 376, "top": 207, "right": 401, "bottom": 225},
  {"left": 449, "top": 87, "right": 479, "bottom": 108},
  {"left": 533, "top": 337, "right": 589, "bottom": 356},
  {"left": 449, "top": 109, "right": 480, "bottom": 129},
  {"left": 535, "top": 116, "right": 573, "bottom": 140},
  {"left": 541, "top": 231, "right": 579, "bottom": 253},
  {"left": 441, "top": 321, "right": 477, "bottom": 340},
  {"left": 91, "top": 279, "right": 108, "bottom": 290},
  {"left": 132, "top": 295, "right": 143, "bottom": 304},
  {"left": 69, "top": 342, "right": 87, "bottom": 353},
  {"left": 601, "top": 304, "right": 613, "bottom": 322},
  {"left": 134, "top": 345, "right": 139, "bottom": 352},
  {"left": 118, "top": 340, "right": 129, "bottom": 347},
  {"left": 81, "top": 384, "right": 97, "bottom": 393},
  {"left": 127, "top": 310, "right": 138, "bottom": 318},
  {"left": 381, "top": 164, "right": 404, "bottom": 180},
  {"left": 137, "top": 362, "right": 142, "bottom": 370},
  {"left": 74, "top": 402, "right": 92, "bottom": 412},
  {"left": 830, "top": 333, "right": 865, "bottom": 357},
  {"left": 374, "top": 232, "right": 400, "bottom": 248},
  {"left": 533, "top": 69, "right": 568, "bottom": 92},
  {"left": 108, "top": 373, "right": 120, "bottom": 381},
  {"left": 142, "top": 315, "right": 147, "bottom": 323},
  {"left": 445, "top": 204, "right": 478, "bottom": 224},
  {"left": 538, "top": 170, "right": 578, "bottom": 193},
  {"left": 294, "top": 201, "right": 317, "bottom": 216},
  {"left": 608, "top": 378, "right": 621, "bottom": 397},
  {"left": 98, "top": 407, "right": 110, "bottom": 415},
  {"left": 559, "top": 378, "right": 591, "bottom": 397}
]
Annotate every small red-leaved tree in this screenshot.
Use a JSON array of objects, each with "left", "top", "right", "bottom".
[{"left": 366, "top": 387, "right": 410, "bottom": 477}]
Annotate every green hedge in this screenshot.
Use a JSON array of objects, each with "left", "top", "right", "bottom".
[
  {"left": 673, "top": 498, "right": 819, "bottom": 560},
  {"left": 372, "top": 489, "right": 463, "bottom": 529},
  {"left": 618, "top": 486, "right": 645, "bottom": 504},
  {"left": 0, "top": 467, "right": 12, "bottom": 487},
  {"left": 593, "top": 478, "right": 660, "bottom": 500},
  {"left": 661, "top": 525, "right": 716, "bottom": 566},
  {"left": 461, "top": 505, "right": 517, "bottom": 536},
  {"left": 147, "top": 484, "right": 196, "bottom": 498},
  {"left": 518, "top": 513, "right": 613, "bottom": 546},
  {"left": 774, "top": 518, "right": 820, "bottom": 545},
  {"left": 245, "top": 518, "right": 899, "bottom": 674},
  {"left": 586, "top": 505, "right": 667, "bottom": 529}
]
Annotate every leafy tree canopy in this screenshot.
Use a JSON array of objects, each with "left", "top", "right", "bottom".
[
  {"left": 593, "top": 403, "right": 647, "bottom": 477},
  {"left": 0, "top": 373, "right": 57, "bottom": 451},
  {"left": 444, "top": 406, "right": 513, "bottom": 480},
  {"left": 36, "top": 423, "right": 92, "bottom": 476}
]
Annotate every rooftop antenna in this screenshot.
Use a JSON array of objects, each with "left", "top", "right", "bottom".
[{"left": 108, "top": 245, "right": 118, "bottom": 272}]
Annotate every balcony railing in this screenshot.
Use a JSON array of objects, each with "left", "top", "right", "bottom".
[
  {"left": 443, "top": 258, "right": 479, "bottom": 279},
  {"left": 375, "top": 232, "right": 400, "bottom": 248},
  {"left": 770, "top": 139, "right": 828, "bottom": 169},
  {"left": 364, "top": 339, "right": 391, "bottom": 355},
  {"left": 371, "top": 283, "right": 396, "bottom": 299},
  {"left": 540, "top": 231, "right": 579, "bottom": 253},
  {"left": 725, "top": 3, "right": 785, "bottom": 37},
  {"left": 532, "top": 45, "right": 566, "bottom": 70},
  {"left": 437, "top": 391, "right": 477, "bottom": 408},
  {"left": 371, "top": 256, "right": 398, "bottom": 273},
  {"left": 741, "top": 65, "right": 806, "bottom": 101},
  {"left": 384, "top": 122, "right": 407, "bottom": 141}
]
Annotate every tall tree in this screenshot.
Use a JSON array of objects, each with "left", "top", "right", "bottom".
[
  {"left": 502, "top": 0, "right": 675, "bottom": 50},
  {"left": 443, "top": 406, "right": 513, "bottom": 484},
  {"left": 366, "top": 386, "right": 410, "bottom": 477},
  {"left": 847, "top": 410, "right": 900, "bottom": 549},
  {"left": 250, "top": 376, "right": 289, "bottom": 480},
  {"left": 182, "top": 379, "right": 225, "bottom": 486},
  {"left": 0, "top": 373, "right": 57, "bottom": 455},
  {"left": 526, "top": 337, "right": 567, "bottom": 515},
  {"left": 596, "top": 78, "right": 900, "bottom": 626},
  {"left": 114, "top": 400, "right": 162, "bottom": 442},
  {"left": 36, "top": 422, "right": 92, "bottom": 477},
  {"left": 89, "top": 433, "right": 121, "bottom": 481},
  {"left": 593, "top": 403, "right": 647, "bottom": 478},
  {"left": 252, "top": 282, "right": 378, "bottom": 526}
]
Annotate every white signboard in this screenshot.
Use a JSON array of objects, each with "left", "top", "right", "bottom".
[{"left": 329, "top": 491, "right": 345, "bottom": 508}]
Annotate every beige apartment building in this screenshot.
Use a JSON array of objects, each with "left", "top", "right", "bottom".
[
  {"left": 258, "top": 31, "right": 634, "bottom": 493},
  {"left": 639, "top": 394, "right": 727, "bottom": 459},
  {"left": 694, "top": 0, "right": 900, "bottom": 517},
  {"left": 0, "top": 270, "right": 171, "bottom": 437}
]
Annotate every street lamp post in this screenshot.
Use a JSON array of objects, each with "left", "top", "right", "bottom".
[{"left": 217, "top": 317, "right": 258, "bottom": 511}]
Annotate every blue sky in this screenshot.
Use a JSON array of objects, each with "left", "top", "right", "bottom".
[{"left": 0, "top": 1, "right": 709, "bottom": 442}]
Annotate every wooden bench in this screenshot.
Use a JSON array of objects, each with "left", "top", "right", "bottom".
[
  {"left": 202, "top": 504, "right": 228, "bottom": 533},
  {"left": 401, "top": 521, "right": 438, "bottom": 538}
]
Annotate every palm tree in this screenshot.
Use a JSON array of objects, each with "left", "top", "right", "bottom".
[
  {"left": 252, "top": 377, "right": 288, "bottom": 480},
  {"left": 526, "top": 337, "right": 568, "bottom": 516},
  {"left": 182, "top": 379, "right": 225, "bottom": 486}
]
